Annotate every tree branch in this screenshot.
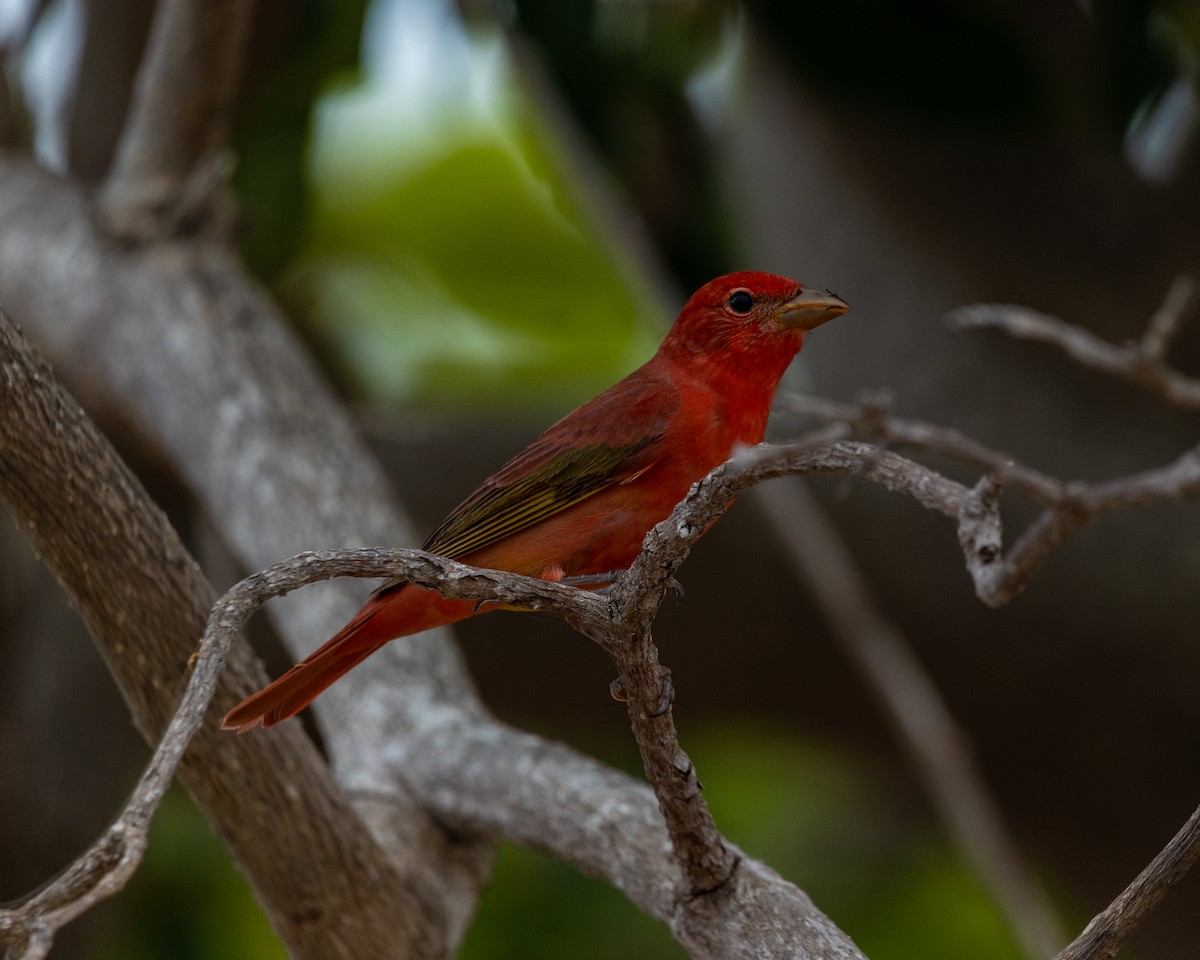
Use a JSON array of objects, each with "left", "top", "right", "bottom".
[
  {"left": 96, "top": 0, "right": 253, "bottom": 239},
  {"left": 1055, "top": 802, "right": 1200, "bottom": 960},
  {"left": 780, "top": 394, "right": 1200, "bottom": 606},
  {"left": 183, "top": 424, "right": 1003, "bottom": 952},
  {"left": 946, "top": 275, "right": 1200, "bottom": 411}
]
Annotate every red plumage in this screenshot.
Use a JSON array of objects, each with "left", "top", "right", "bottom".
[{"left": 223, "top": 271, "right": 847, "bottom": 732}]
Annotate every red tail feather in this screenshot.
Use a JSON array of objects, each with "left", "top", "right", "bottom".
[{"left": 221, "top": 584, "right": 479, "bottom": 732}]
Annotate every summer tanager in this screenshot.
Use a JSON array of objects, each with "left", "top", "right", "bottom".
[{"left": 222, "top": 271, "right": 848, "bottom": 732}]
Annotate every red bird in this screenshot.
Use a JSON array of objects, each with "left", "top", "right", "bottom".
[{"left": 223, "top": 272, "right": 848, "bottom": 731}]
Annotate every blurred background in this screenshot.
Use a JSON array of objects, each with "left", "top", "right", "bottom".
[{"left": 2, "top": 0, "right": 1200, "bottom": 957}]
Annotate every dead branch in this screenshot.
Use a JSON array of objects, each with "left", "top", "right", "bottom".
[
  {"left": 177, "top": 429, "right": 1019, "bottom": 952},
  {"left": 780, "top": 394, "right": 1200, "bottom": 606},
  {"left": 946, "top": 275, "right": 1200, "bottom": 411}
]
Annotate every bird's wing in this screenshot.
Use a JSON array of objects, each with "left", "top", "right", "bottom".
[{"left": 422, "top": 369, "right": 678, "bottom": 560}]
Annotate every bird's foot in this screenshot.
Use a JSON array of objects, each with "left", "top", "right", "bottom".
[
  {"left": 561, "top": 569, "right": 626, "bottom": 593},
  {"left": 560, "top": 570, "right": 685, "bottom": 600},
  {"left": 609, "top": 666, "right": 674, "bottom": 718}
]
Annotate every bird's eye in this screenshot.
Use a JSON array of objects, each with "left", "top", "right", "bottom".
[{"left": 726, "top": 289, "right": 754, "bottom": 315}]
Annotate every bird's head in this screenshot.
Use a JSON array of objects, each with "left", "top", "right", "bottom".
[{"left": 661, "top": 271, "right": 849, "bottom": 375}]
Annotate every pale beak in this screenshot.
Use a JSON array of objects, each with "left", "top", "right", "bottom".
[{"left": 776, "top": 288, "right": 850, "bottom": 330}]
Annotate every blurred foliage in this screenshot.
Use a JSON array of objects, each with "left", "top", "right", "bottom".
[
  {"left": 292, "top": 112, "right": 659, "bottom": 410},
  {"left": 237, "top": 0, "right": 663, "bottom": 413},
  {"left": 232, "top": 0, "right": 370, "bottom": 279},
  {"left": 509, "top": 0, "right": 736, "bottom": 284}
]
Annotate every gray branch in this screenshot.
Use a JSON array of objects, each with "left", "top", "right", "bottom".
[
  {"left": 946, "top": 276, "right": 1200, "bottom": 411},
  {"left": 96, "top": 0, "right": 253, "bottom": 239},
  {"left": 780, "top": 394, "right": 1200, "bottom": 606}
]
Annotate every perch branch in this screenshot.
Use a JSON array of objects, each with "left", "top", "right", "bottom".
[
  {"left": 181, "top": 430, "right": 1003, "bottom": 943},
  {"left": 199, "top": 426, "right": 1194, "bottom": 944},
  {"left": 142, "top": 433, "right": 978, "bottom": 952}
]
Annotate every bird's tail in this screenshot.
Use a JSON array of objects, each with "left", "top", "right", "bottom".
[{"left": 221, "top": 583, "right": 478, "bottom": 732}]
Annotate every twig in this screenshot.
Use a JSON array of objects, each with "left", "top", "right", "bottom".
[
  {"left": 779, "top": 394, "right": 1200, "bottom": 606},
  {"left": 779, "top": 393, "right": 1063, "bottom": 503},
  {"left": 96, "top": 0, "right": 253, "bottom": 240},
  {"left": 1054, "top": 802, "right": 1200, "bottom": 960},
  {"left": 980, "top": 443, "right": 1200, "bottom": 605},
  {"left": 1140, "top": 275, "right": 1198, "bottom": 363},
  {"left": 753, "top": 481, "right": 1066, "bottom": 958},
  {"left": 946, "top": 277, "right": 1200, "bottom": 411}
]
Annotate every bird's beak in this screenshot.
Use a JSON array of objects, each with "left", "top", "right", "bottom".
[{"left": 776, "top": 288, "right": 850, "bottom": 331}]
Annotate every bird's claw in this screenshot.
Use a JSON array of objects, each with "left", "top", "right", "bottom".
[
  {"left": 561, "top": 569, "right": 625, "bottom": 592},
  {"left": 609, "top": 666, "right": 674, "bottom": 718},
  {"left": 650, "top": 668, "right": 675, "bottom": 717}
]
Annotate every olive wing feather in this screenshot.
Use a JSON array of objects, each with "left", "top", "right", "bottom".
[{"left": 422, "top": 373, "right": 679, "bottom": 560}]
